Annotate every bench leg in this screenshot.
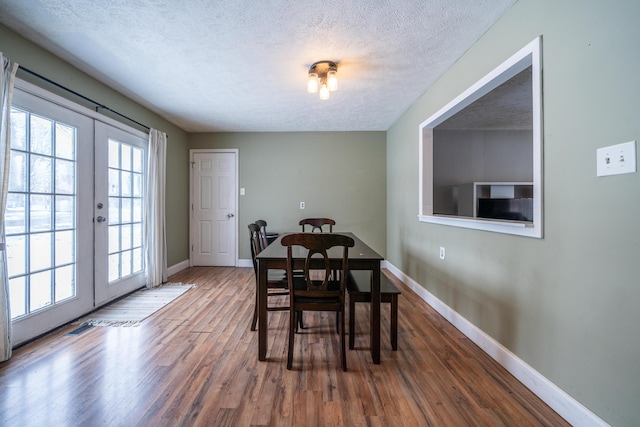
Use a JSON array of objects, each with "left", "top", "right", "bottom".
[
  {"left": 390, "top": 294, "right": 398, "bottom": 351},
  {"left": 349, "top": 296, "right": 356, "bottom": 349},
  {"left": 348, "top": 292, "right": 399, "bottom": 351}
]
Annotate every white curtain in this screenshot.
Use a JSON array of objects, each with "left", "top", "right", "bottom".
[
  {"left": 1, "top": 53, "right": 18, "bottom": 361},
  {"left": 145, "top": 128, "right": 167, "bottom": 288}
]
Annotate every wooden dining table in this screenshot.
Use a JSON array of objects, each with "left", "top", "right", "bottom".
[{"left": 256, "top": 232, "right": 384, "bottom": 364}]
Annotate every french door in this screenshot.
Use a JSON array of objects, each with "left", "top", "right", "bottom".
[
  {"left": 94, "top": 122, "right": 146, "bottom": 305},
  {"left": 7, "top": 82, "right": 147, "bottom": 345}
]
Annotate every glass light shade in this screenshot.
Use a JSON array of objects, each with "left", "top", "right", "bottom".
[
  {"left": 319, "top": 83, "right": 330, "bottom": 100},
  {"left": 307, "top": 72, "right": 319, "bottom": 93},
  {"left": 327, "top": 70, "right": 338, "bottom": 91}
]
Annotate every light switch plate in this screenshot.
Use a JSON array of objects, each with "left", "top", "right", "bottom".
[{"left": 597, "top": 141, "right": 636, "bottom": 177}]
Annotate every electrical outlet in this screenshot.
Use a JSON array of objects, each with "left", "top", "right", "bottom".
[
  {"left": 299, "top": 201, "right": 305, "bottom": 209},
  {"left": 439, "top": 246, "right": 446, "bottom": 260},
  {"left": 597, "top": 141, "right": 636, "bottom": 177}
]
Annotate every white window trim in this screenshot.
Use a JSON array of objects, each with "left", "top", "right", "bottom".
[{"left": 418, "top": 36, "right": 543, "bottom": 238}]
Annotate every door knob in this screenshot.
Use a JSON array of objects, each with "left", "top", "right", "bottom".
[
  {"left": 96, "top": 216, "right": 107, "bottom": 223},
  {"left": 227, "top": 213, "right": 235, "bottom": 218}
]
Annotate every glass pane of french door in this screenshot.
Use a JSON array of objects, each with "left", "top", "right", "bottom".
[
  {"left": 107, "top": 138, "right": 144, "bottom": 281},
  {"left": 8, "top": 87, "right": 94, "bottom": 346}
]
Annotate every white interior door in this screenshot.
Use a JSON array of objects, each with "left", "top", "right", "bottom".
[
  {"left": 7, "top": 88, "right": 94, "bottom": 345},
  {"left": 190, "top": 150, "right": 237, "bottom": 266},
  {"left": 94, "top": 122, "right": 148, "bottom": 305}
]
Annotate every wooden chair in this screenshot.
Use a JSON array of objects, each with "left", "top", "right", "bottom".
[
  {"left": 347, "top": 270, "right": 401, "bottom": 351},
  {"left": 282, "top": 232, "right": 354, "bottom": 371},
  {"left": 299, "top": 217, "right": 335, "bottom": 233},
  {"left": 248, "top": 223, "right": 289, "bottom": 331},
  {"left": 300, "top": 218, "right": 339, "bottom": 284},
  {"left": 255, "top": 219, "right": 278, "bottom": 249}
]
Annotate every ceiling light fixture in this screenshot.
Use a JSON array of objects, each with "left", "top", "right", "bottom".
[{"left": 307, "top": 61, "right": 338, "bottom": 100}]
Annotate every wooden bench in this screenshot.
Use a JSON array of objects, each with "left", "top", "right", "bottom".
[{"left": 347, "top": 270, "right": 401, "bottom": 351}]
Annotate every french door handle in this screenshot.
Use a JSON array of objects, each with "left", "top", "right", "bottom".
[{"left": 96, "top": 216, "right": 107, "bottom": 223}]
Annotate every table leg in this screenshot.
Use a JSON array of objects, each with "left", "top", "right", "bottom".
[
  {"left": 258, "top": 260, "right": 268, "bottom": 361},
  {"left": 371, "top": 263, "right": 381, "bottom": 364}
]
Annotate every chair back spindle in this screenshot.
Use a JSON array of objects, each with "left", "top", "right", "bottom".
[{"left": 299, "top": 217, "right": 336, "bottom": 233}]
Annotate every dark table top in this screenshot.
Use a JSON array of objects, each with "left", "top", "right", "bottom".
[{"left": 256, "top": 232, "right": 384, "bottom": 263}]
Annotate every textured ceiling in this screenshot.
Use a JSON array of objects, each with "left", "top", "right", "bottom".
[
  {"left": 438, "top": 66, "right": 532, "bottom": 130},
  {"left": 0, "top": 0, "right": 517, "bottom": 132}
]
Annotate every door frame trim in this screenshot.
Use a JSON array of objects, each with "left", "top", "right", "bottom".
[{"left": 189, "top": 149, "right": 239, "bottom": 267}]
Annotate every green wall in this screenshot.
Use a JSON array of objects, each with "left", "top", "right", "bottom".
[
  {"left": 189, "top": 132, "right": 387, "bottom": 260},
  {"left": 4, "top": 1, "right": 639, "bottom": 422},
  {"left": 387, "top": 1, "right": 640, "bottom": 425},
  {"left": 0, "top": 24, "right": 190, "bottom": 267}
]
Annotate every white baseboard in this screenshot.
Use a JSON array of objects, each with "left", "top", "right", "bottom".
[
  {"left": 237, "top": 259, "right": 252, "bottom": 268},
  {"left": 384, "top": 262, "right": 609, "bottom": 427},
  {"left": 167, "top": 260, "right": 190, "bottom": 277},
  {"left": 167, "top": 259, "right": 253, "bottom": 276}
]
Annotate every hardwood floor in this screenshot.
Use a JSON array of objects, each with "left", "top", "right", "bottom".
[{"left": 0, "top": 267, "right": 568, "bottom": 426}]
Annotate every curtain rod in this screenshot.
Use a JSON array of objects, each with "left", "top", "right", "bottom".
[{"left": 18, "top": 65, "right": 151, "bottom": 131}]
